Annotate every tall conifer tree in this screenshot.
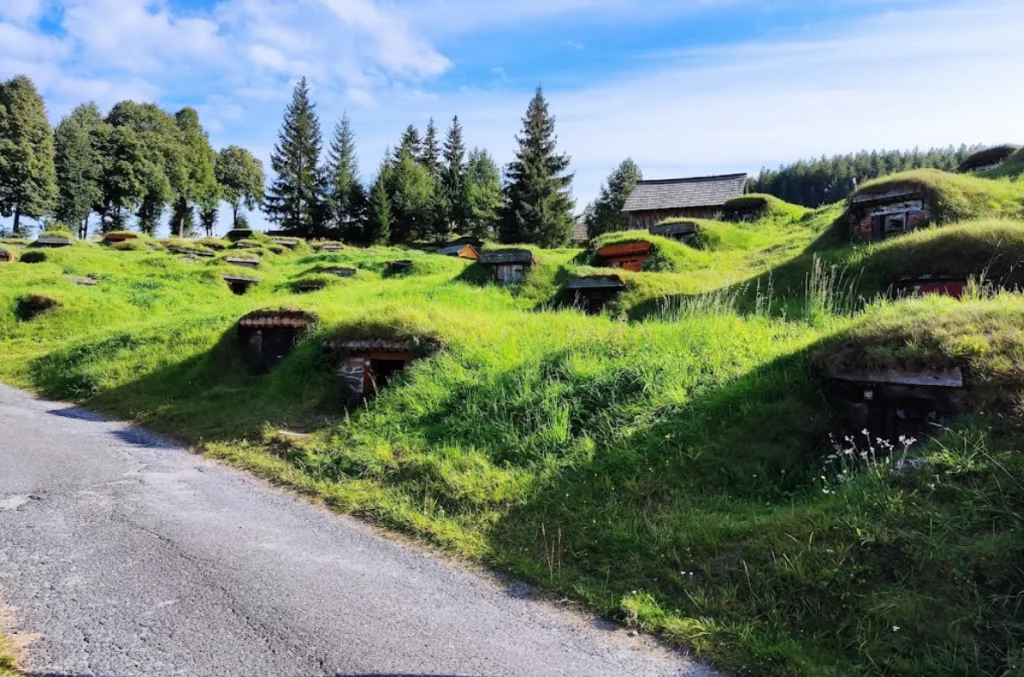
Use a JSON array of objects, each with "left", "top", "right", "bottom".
[
  {"left": 585, "top": 158, "right": 642, "bottom": 238},
  {"left": 441, "top": 115, "right": 467, "bottom": 235},
  {"left": 264, "top": 77, "right": 326, "bottom": 237},
  {"left": 366, "top": 160, "right": 392, "bottom": 245},
  {"left": 0, "top": 76, "right": 57, "bottom": 234},
  {"left": 499, "top": 87, "right": 575, "bottom": 247},
  {"left": 420, "top": 118, "right": 441, "bottom": 177},
  {"left": 324, "top": 113, "right": 367, "bottom": 242}
]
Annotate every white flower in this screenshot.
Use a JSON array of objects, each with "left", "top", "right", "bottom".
[{"left": 892, "top": 625, "right": 900, "bottom": 632}]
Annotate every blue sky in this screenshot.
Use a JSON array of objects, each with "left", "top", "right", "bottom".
[{"left": 1, "top": 0, "right": 1022, "bottom": 234}]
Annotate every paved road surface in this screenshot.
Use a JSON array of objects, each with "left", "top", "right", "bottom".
[{"left": 0, "top": 385, "right": 713, "bottom": 677}]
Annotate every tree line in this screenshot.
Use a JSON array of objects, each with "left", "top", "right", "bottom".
[
  {"left": 0, "top": 75, "right": 264, "bottom": 238},
  {"left": 749, "top": 145, "right": 983, "bottom": 207},
  {"left": 265, "top": 78, "right": 576, "bottom": 247}
]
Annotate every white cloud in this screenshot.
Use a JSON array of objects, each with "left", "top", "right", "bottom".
[{"left": 0, "top": 0, "right": 47, "bottom": 25}]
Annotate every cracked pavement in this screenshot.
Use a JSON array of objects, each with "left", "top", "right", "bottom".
[{"left": 0, "top": 384, "right": 715, "bottom": 677}]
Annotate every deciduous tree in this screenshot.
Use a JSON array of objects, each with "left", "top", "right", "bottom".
[
  {"left": 585, "top": 158, "right": 642, "bottom": 238},
  {"left": 215, "top": 145, "right": 265, "bottom": 230},
  {"left": 54, "top": 103, "right": 104, "bottom": 238},
  {"left": 0, "top": 76, "right": 57, "bottom": 235},
  {"left": 171, "top": 107, "right": 218, "bottom": 237}
]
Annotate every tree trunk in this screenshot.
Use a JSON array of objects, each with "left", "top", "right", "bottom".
[
  {"left": 12, "top": 206, "right": 21, "bottom": 235},
  {"left": 232, "top": 202, "right": 239, "bottom": 230},
  {"left": 81, "top": 215, "right": 89, "bottom": 240}
]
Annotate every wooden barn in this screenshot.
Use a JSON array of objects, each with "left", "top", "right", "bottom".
[
  {"left": 823, "top": 366, "right": 968, "bottom": 441},
  {"left": 236, "top": 308, "right": 316, "bottom": 374},
  {"left": 323, "top": 336, "right": 438, "bottom": 402},
  {"left": 566, "top": 276, "right": 626, "bottom": 313},
  {"left": 649, "top": 221, "right": 698, "bottom": 244},
  {"left": 440, "top": 243, "right": 480, "bottom": 260},
  {"left": 849, "top": 186, "right": 932, "bottom": 243},
  {"left": 621, "top": 173, "right": 748, "bottom": 229},
  {"left": 595, "top": 241, "right": 654, "bottom": 272},
  {"left": 479, "top": 249, "right": 534, "bottom": 286}
]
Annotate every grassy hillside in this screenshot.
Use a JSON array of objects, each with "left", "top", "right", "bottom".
[{"left": 2, "top": 169, "right": 1023, "bottom": 677}]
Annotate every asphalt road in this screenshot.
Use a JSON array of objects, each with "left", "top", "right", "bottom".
[{"left": 0, "top": 384, "right": 715, "bottom": 677}]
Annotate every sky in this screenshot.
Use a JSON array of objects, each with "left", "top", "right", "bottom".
[{"left": 1, "top": 0, "right": 1022, "bottom": 234}]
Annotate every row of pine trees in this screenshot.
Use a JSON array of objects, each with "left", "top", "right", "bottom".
[{"left": 265, "top": 78, "right": 576, "bottom": 247}]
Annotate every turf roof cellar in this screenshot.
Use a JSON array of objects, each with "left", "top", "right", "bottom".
[{"left": 2, "top": 166, "right": 1024, "bottom": 677}]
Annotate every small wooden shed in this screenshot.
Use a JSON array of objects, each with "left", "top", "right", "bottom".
[
  {"left": 0, "top": 247, "right": 16, "bottom": 263},
  {"left": 323, "top": 336, "right": 435, "bottom": 401},
  {"left": 222, "top": 274, "right": 259, "bottom": 295},
  {"left": 319, "top": 242, "right": 345, "bottom": 253},
  {"left": 225, "top": 229, "right": 254, "bottom": 243},
  {"left": 595, "top": 241, "right": 654, "bottom": 272},
  {"left": 479, "top": 249, "right": 534, "bottom": 286},
  {"left": 849, "top": 186, "right": 932, "bottom": 243},
  {"left": 33, "top": 236, "right": 72, "bottom": 248},
  {"left": 566, "top": 276, "right": 626, "bottom": 313},
  {"left": 323, "top": 267, "right": 357, "bottom": 278},
  {"left": 894, "top": 274, "right": 968, "bottom": 299},
  {"left": 236, "top": 308, "right": 316, "bottom": 374},
  {"left": 649, "top": 222, "right": 698, "bottom": 244},
  {"left": 103, "top": 232, "right": 138, "bottom": 244},
  {"left": 824, "top": 366, "right": 968, "bottom": 440},
  {"left": 225, "top": 257, "right": 260, "bottom": 269},
  {"left": 440, "top": 243, "right": 479, "bottom": 260}
]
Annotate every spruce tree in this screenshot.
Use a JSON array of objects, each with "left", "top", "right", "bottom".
[
  {"left": 54, "top": 103, "right": 104, "bottom": 238},
  {"left": 365, "top": 161, "right": 392, "bottom": 245},
  {"left": 585, "top": 158, "right": 642, "bottom": 238},
  {"left": 420, "top": 118, "right": 441, "bottom": 177},
  {"left": 324, "top": 113, "right": 367, "bottom": 242},
  {"left": 441, "top": 115, "right": 467, "bottom": 235},
  {"left": 264, "top": 77, "right": 327, "bottom": 237},
  {"left": 0, "top": 76, "right": 57, "bottom": 235},
  {"left": 499, "top": 87, "right": 575, "bottom": 247},
  {"left": 464, "top": 148, "right": 502, "bottom": 240},
  {"left": 394, "top": 125, "right": 422, "bottom": 162},
  {"left": 386, "top": 149, "right": 435, "bottom": 244}
]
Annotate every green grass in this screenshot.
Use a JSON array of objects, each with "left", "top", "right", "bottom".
[
  {"left": 982, "top": 147, "right": 1024, "bottom": 180},
  {"left": 723, "top": 193, "right": 811, "bottom": 222},
  {"left": 2, "top": 177, "right": 1023, "bottom": 677},
  {"left": 0, "top": 635, "right": 18, "bottom": 677}
]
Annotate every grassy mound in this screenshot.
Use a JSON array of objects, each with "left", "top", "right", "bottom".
[
  {"left": 847, "top": 169, "right": 1024, "bottom": 225},
  {"left": 723, "top": 193, "right": 810, "bottom": 222},
  {"left": 982, "top": 147, "right": 1024, "bottom": 180},
  {"left": 591, "top": 230, "right": 711, "bottom": 273},
  {"left": 960, "top": 144, "right": 1021, "bottom": 173},
  {"left": 1, "top": 206, "right": 1023, "bottom": 676}
]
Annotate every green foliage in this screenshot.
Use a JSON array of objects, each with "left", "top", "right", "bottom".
[
  {"left": 752, "top": 144, "right": 983, "bottom": 207},
  {"left": 215, "top": 145, "right": 266, "bottom": 232},
  {"left": 387, "top": 151, "right": 437, "bottom": 243},
  {"left": 0, "top": 75, "right": 57, "bottom": 234},
  {"left": 420, "top": 118, "right": 441, "bottom": 177},
  {"left": 500, "top": 88, "right": 575, "bottom": 247},
  {"left": 264, "top": 78, "right": 327, "bottom": 237},
  {"left": 92, "top": 124, "right": 148, "bottom": 232},
  {"left": 53, "top": 103, "right": 104, "bottom": 237},
  {"left": 174, "top": 107, "right": 219, "bottom": 237},
  {"left": 464, "top": 148, "right": 502, "bottom": 240},
  {"left": 323, "top": 114, "right": 366, "bottom": 242},
  {"left": 441, "top": 115, "right": 468, "bottom": 236},
  {"left": 585, "top": 158, "right": 642, "bottom": 238},
  {"left": 366, "top": 163, "right": 392, "bottom": 245}
]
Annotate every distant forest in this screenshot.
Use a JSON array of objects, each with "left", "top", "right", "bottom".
[{"left": 749, "top": 145, "right": 983, "bottom": 207}]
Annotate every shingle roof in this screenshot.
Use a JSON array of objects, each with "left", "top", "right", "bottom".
[
  {"left": 622, "top": 174, "right": 748, "bottom": 213},
  {"left": 480, "top": 250, "right": 534, "bottom": 266}
]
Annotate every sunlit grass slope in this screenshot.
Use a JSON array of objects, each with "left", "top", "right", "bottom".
[{"left": 1, "top": 169, "right": 1023, "bottom": 677}]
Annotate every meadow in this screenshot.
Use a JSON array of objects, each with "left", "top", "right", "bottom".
[{"left": 2, "top": 169, "right": 1024, "bottom": 677}]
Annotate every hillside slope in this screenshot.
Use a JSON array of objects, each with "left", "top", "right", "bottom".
[{"left": 2, "top": 170, "right": 1023, "bottom": 677}]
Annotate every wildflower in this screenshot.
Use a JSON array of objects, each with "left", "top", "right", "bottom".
[{"left": 892, "top": 626, "right": 900, "bottom": 632}]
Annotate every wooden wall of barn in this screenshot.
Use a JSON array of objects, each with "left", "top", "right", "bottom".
[{"left": 627, "top": 207, "right": 724, "bottom": 230}]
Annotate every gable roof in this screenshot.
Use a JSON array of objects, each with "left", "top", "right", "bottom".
[{"left": 622, "top": 173, "right": 748, "bottom": 213}]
